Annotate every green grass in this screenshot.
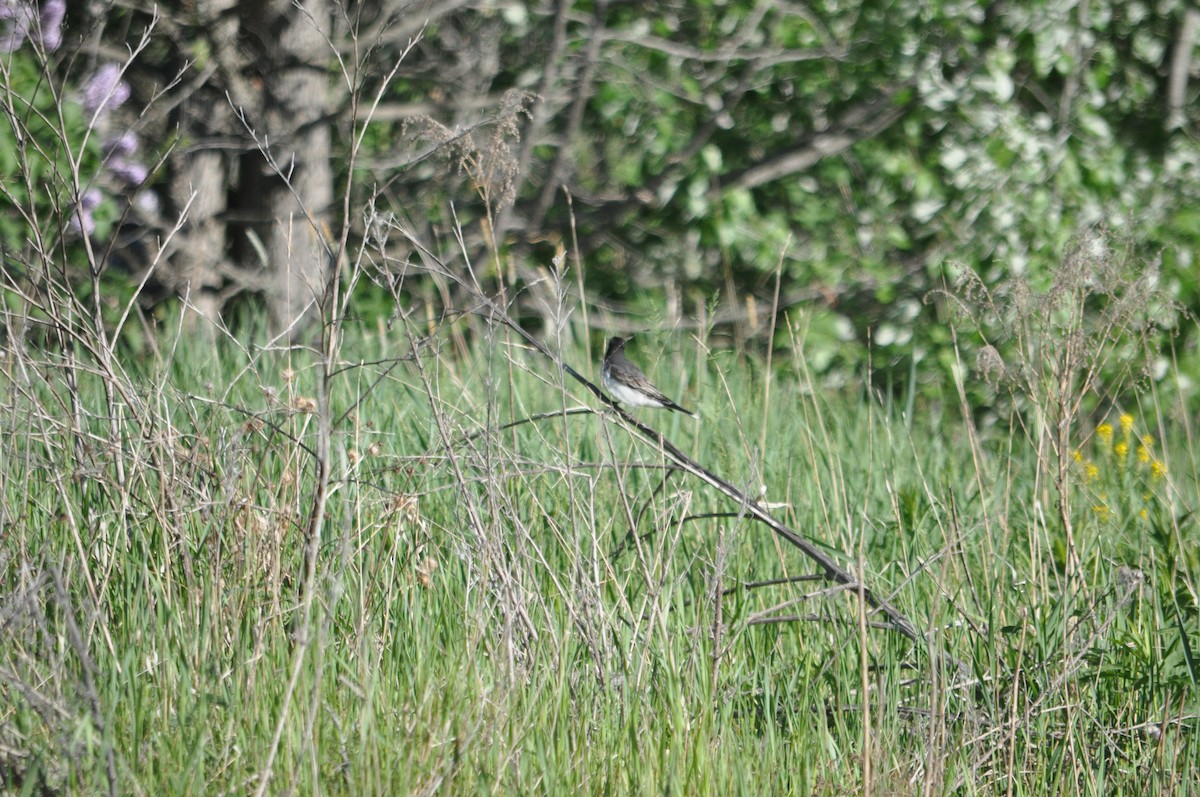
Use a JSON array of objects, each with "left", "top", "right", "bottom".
[{"left": 1, "top": 312, "right": 1197, "bottom": 796}]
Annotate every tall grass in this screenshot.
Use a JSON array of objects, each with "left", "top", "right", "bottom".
[{"left": 2, "top": 275, "right": 1196, "bottom": 794}]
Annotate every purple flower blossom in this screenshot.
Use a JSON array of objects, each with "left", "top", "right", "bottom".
[
  {"left": 36, "top": 0, "right": 64, "bottom": 51},
  {"left": 108, "top": 157, "right": 148, "bottom": 185},
  {"left": 69, "top": 188, "right": 103, "bottom": 236},
  {"left": 0, "top": 2, "right": 33, "bottom": 52},
  {"left": 103, "top": 131, "right": 139, "bottom": 158},
  {"left": 82, "top": 63, "right": 130, "bottom": 117},
  {"left": 102, "top": 132, "right": 149, "bottom": 185}
]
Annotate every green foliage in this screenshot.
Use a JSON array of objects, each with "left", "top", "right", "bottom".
[
  {"left": 5, "top": 1, "right": 1192, "bottom": 419},
  {"left": 391, "top": 0, "right": 1198, "bottom": 394},
  {"left": 0, "top": 51, "right": 109, "bottom": 250}
]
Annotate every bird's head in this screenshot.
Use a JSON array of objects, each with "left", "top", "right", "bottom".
[{"left": 605, "top": 337, "right": 628, "bottom": 357}]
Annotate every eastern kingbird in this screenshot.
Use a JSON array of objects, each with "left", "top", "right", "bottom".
[{"left": 601, "top": 337, "right": 695, "bottom": 416}]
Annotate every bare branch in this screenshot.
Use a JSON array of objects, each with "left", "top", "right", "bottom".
[{"left": 718, "top": 88, "right": 911, "bottom": 195}]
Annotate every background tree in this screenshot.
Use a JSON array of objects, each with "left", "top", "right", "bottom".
[{"left": 6, "top": 0, "right": 1197, "bottom": 380}]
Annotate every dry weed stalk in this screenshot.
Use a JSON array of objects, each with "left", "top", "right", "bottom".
[{"left": 937, "top": 229, "right": 1175, "bottom": 589}]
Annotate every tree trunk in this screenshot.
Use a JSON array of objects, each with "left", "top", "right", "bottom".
[
  {"left": 162, "top": 0, "right": 240, "bottom": 326},
  {"left": 241, "top": 0, "right": 334, "bottom": 336}
]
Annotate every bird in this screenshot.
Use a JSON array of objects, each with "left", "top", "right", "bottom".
[{"left": 601, "top": 336, "right": 695, "bottom": 416}]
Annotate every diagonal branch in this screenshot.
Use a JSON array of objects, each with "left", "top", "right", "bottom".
[
  {"left": 401, "top": 234, "right": 922, "bottom": 645},
  {"left": 716, "top": 86, "right": 913, "bottom": 196}
]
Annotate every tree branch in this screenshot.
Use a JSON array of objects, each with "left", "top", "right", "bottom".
[
  {"left": 400, "top": 232, "right": 923, "bottom": 645},
  {"left": 717, "top": 87, "right": 912, "bottom": 195}
]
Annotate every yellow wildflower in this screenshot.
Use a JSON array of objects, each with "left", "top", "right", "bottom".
[
  {"left": 1151, "top": 461, "right": 1167, "bottom": 479},
  {"left": 1097, "top": 424, "right": 1114, "bottom": 445},
  {"left": 1141, "top": 434, "right": 1155, "bottom": 448},
  {"left": 1092, "top": 504, "right": 1110, "bottom": 520},
  {"left": 1119, "top": 414, "right": 1134, "bottom": 436},
  {"left": 1072, "top": 450, "right": 1084, "bottom": 463},
  {"left": 1115, "top": 441, "right": 1129, "bottom": 459},
  {"left": 1139, "top": 509, "right": 1148, "bottom": 521},
  {"left": 1137, "top": 445, "right": 1150, "bottom": 463},
  {"left": 1086, "top": 463, "right": 1100, "bottom": 481}
]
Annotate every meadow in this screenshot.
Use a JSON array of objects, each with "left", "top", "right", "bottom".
[
  {"left": 1, "top": 1, "right": 1196, "bottom": 791},
  {"left": 2, "top": 259, "right": 1197, "bottom": 796}
]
